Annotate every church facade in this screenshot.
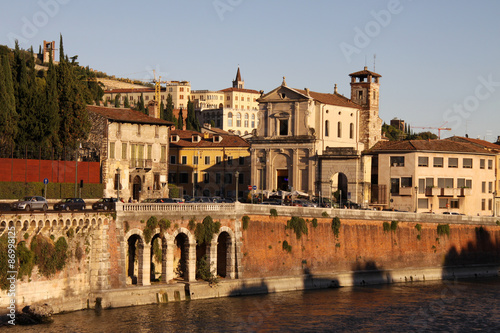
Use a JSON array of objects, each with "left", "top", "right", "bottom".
[{"left": 249, "top": 67, "right": 382, "bottom": 206}]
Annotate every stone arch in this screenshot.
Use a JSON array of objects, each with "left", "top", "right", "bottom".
[
  {"left": 330, "top": 172, "right": 348, "bottom": 203},
  {"left": 273, "top": 153, "right": 291, "bottom": 191},
  {"left": 125, "top": 229, "right": 147, "bottom": 286},
  {"left": 150, "top": 229, "right": 167, "bottom": 283},
  {"left": 214, "top": 226, "right": 236, "bottom": 279},
  {"left": 171, "top": 227, "right": 196, "bottom": 282}
]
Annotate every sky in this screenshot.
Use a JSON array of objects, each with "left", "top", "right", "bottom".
[{"left": 1, "top": 0, "right": 500, "bottom": 141}]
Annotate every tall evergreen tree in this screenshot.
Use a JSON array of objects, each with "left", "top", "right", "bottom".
[
  {"left": 159, "top": 100, "right": 164, "bottom": 119},
  {"left": 124, "top": 95, "right": 130, "bottom": 108},
  {"left": 0, "top": 53, "right": 18, "bottom": 146},
  {"left": 165, "top": 93, "right": 174, "bottom": 121},
  {"left": 114, "top": 93, "right": 121, "bottom": 108},
  {"left": 186, "top": 99, "right": 200, "bottom": 131},
  {"left": 177, "top": 108, "right": 184, "bottom": 130},
  {"left": 135, "top": 93, "right": 145, "bottom": 113},
  {"left": 13, "top": 42, "right": 33, "bottom": 147},
  {"left": 42, "top": 50, "right": 60, "bottom": 147}
]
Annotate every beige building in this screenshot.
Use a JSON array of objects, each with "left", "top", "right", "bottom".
[
  {"left": 249, "top": 67, "right": 381, "bottom": 205},
  {"left": 87, "top": 103, "right": 174, "bottom": 201},
  {"left": 367, "top": 139, "right": 497, "bottom": 216},
  {"left": 166, "top": 81, "right": 191, "bottom": 109},
  {"left": 196, "top": 67, "right": 261, "bottom": 136}
]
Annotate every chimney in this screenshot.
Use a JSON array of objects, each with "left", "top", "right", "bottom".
[
  {"left": 147, "top": 101, "right": 158, "bottom": 118},
  {"left": 305, "top": 88, "right": 310, "bottom": 96},
  {"left": 334, "top": 84, "right": 338, "bottom": 94}
]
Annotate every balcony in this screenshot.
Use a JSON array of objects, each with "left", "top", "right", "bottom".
[
  {"left": 440, "top": 188, "right": 460, "bottom": 197},
  {"left": 399, "top": 187, "right": 413, "bottom": 196},
  {"left": 459, "top": 188, "right": 472, "bottom": 197},
  {"left": 425, "top": 187, "right": 441, "bottom": 196},
  {"left": 130, "top": 159, "right": 153, "bottom": 169}
]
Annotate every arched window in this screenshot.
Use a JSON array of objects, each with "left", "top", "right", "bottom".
[
  {"left": 350, "top": 123, "right": 354, "bottom": 139},
  {"left": 244, "top": 113, "right": 249, "bottom": 127},
  {"left": 228, "top": 112, "right": 233, "bottom": 127},
  {"left": 337, "top": 122, "right": 342, "bottom": 138},
  {"left": 325, "top": 120, "right": 329, "bottom": 137},
  {"left": 251, "top": 114, "right": 255, "bottom": 128},
  {"left": 236, "top": 113, "right": 241, "bottom": 127}
]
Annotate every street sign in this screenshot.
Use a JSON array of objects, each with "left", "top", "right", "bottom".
[
  {"left": 43, "top": 178, "right": 49, "bottom": 185},
  {"left": 252, "top": 185, "right": 257, "bottom": 190},
  {"left": 248, "top": 185, "right": 252, "bottom": 191}
]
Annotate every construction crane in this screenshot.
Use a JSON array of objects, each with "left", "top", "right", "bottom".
[
  {"left": 152, "top": 70, "right": 169, "bottom": 105},
  {"left": 412, "top": 122, "right": 452, "bottom": 139}
]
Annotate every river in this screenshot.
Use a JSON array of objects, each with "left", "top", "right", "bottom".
[{"left": 6, "top": 277, "right": 500, "bottom": 332}]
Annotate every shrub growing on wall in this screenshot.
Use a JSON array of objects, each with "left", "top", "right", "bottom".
[
  {"left": 331, "top": 217, "right": 341, "bottom": 238},
  {"left": 437, "top": 224, "right": 450, "bottom": 237},
  {"left": 195, "top": 216, "right": 221, "bottom": 246},
  {"left": 30, "top": 235, "right": 68, "bottom": 277},
  {"left": 17, "top": 241, "right": 35, "bottom": 279},
  {"left": 242, "top": 215, "right": 250, "bottom": 230},
  {"left": 270, "top": 208, "right": 278, "bottom": 217},
  {"left": 286, "top": 216, "right": 308, "bottom": 240},
  {"left": 282, "top": 240, "right": 292, "bottom": 253}
]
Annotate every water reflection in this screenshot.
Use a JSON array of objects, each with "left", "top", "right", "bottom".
[{"left": 7, "top": 277, "right": 500, "bottom": 332}]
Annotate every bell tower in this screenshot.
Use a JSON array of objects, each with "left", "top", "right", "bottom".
[
  {"left": 232, "top": 66, "right": 244, "bottom": 89},
  {"left": 349, "top": 67, "right": 382, "bottom": 148}
]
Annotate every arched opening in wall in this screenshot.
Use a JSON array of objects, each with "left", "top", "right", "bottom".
[
  {"left": 217, "top": 231, "right": 231, "bottom": 278},
  {"left": 331, "top": 172, "right": 348, "bottom": 204},
  {"left": 196, "top": 240, "right": 208, "bottom": 281},
  {"left": 133, "top": 175, "right": 142, "bottom": 201},
  {"left": 127, "top": 234, "right": 143, "bottom": 285},
  {"left": 150, "top": 234, "right": 166, "bottom": 283},
  {"left": 274, "top": 153, "right": 291, "bottom": 191},
  {"left": 174, "top": 233, "right": 189, "bottom": 281}
]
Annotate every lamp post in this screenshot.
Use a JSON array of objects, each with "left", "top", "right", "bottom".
[
  {"left": 116, "top": 167, "right": 121, "bottom": 201},
  {"left": 235, "top": 171, "right": 239, "bottom": 203},
  {"left": 414, "top": 186, "right": 418, "bottom": 213}
]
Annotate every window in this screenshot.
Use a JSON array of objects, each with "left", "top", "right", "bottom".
[
  {"left": 216, "top": 156, "right": 222, "bottom": 164},
  {"left": 437, "top": 178, "right": 454, "bottom": 188},
  {"left": 204, "top": 156, "right": 210, "bottom": 165},
  {"left": 179, "top": 173, "right": 188, "bottom": 184},
  {"left": 109, "top": 142, "right": 115, "bottom": 159},
  {"left": 236, "top": 113, "right": 241, "bottom": 127},
  {"left": 457, "top": 178, "right": 465, "bottom": 188},
  {"left": 418, "top": 198, "right": 428, "bottom": 209},
  {"left": 418, "top": 179, "right": 425, "bottom": 194},
  {"left": 228, "top": 156, "right": 233, "bottom": 166},
  {"left": 239, "top": 173, "right": 244, "bottom": 184},
  {"left": 122, "top": 143, "right": 127, "bottom": 159},
  {"left": 228, "top": 112, "right": 233, "bottom": 127},
  {"left": 418, "top": 156, "right": 428, "bottom": 167},
  {"left": 433, "top": 157, "right": 443, "bottom": 167},
  {"left": 170, "top": 155, "right": 176, "bottom": 164},
  {"left": 244, "top": 113, "right": 249, "bottom": 127},
  {"left": 325, "top": 120, "right": 329, "bottom": 137},
  {"left": 488, "top": 199, "right": 492, "bottom": 210},
  {"left": 489, "top": 182, "right": 493, "bottom": 193},
  {"left": 401, "top": 177, "right": 412, "bottom": 188},
  {"left": 482, "top": 181, "right": 486, "bottom": 193},
  {"left": 450, "top": 199, "right": 459, "bottom": 209},
  {"left": 482, "top": 199, "right": 486, "bottom": 211},
  {"left": 390, "top": 156, "right": 405, "bottom": 167},
  {"left": 147, "top": 145, "right": 152, "bottom": 160},
  {"left": 251, "top": 114, "right": 255, "bottom": 128},
  {"left": 216, "top": 173, "right": 221, "bottom": 184},
  {"left": 279, "top": 119, "right": 288, "bottom": 136},
  {"left": 239, "top": 156, "right": 244, "bottom": 165},
  {"left": 114, "top": 173, "right": 120, "bottom": 190},
  {"left": 181, "top": 156, "right": 187, "bottom": 165},
  {"left": 204, "top": 173, "right": 209, "bottom": 183},
  {"left": 154, "top": 173, "right": 160, "bottom": 190},
  {"left": 160, "top": 146, "right": 166, "bottom": 162},
  {"left": 168, "top": 173, "right": 177, "bottom": 183},
  {"left": 439, "top": 198, "right": 448, "bottom": 208},
  {"left": 480, "top": 159, "right": 485, "bottom": 169},
  {"left": 488, "top": 159, "right": 493, "bottom": 169},
  {"left": 224, "top": 173, "right": 232, "bottom": 184},
  {"left": 193, "top": 156, "right": 199, "bottom": 165},
  {"left": 466, "top": 179, "right": 472, "bottom": 188},
  {"left": 462, "top": 158, "right": 472, "bottom": 168},
  {"left": 426, "top": 178, "right": 434, "bottom": 188},
  {"left": 337, "top": 122, "right": 342, "bottom": 138},
  {"left": 349, "top": 123, "right": 354, "bottom": 139},
  {"left": 448, "top": 158, "right": 458, "bottom": 168},
  {"left": 390, "top": 178, "right": 400, "bottom": 195}
]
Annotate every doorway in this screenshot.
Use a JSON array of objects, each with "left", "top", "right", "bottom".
[
  {"left": 277, "top": 169, "right": 289, "bottom": 191},
  {"left": 133, "top": 175, "right": 142, "bottom": 201}
]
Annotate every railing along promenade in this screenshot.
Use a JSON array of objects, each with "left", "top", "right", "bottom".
[{"left": 115, "top": 202, "right": 500, "bottom": 226}]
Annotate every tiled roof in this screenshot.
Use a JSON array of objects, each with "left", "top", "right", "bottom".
[
  {"left": 220, "top": 87, "right": 261, "bottom": 94},
  {"left": 448, "top": 136, "right": 500, "bottom": 151},
  {"left": 367, "top": 139, "right": 491, "bottom": 154},
  {"left": 87, "top": 105, "right": 173, "bottom": 126},
  {"left": 349, "top": 67, "right": 382, "bottom": 78},
  {"left": 293, "top": 89, "right": 360, "bottom": 108},
  {"left": 170, "top": 130, "right": 249, "bottom": 148}
]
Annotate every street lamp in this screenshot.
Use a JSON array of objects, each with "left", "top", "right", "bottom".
[
  {"left": 235, "top": 171, "right": 239, "bottom": 203},
  {"left": 116, "top": 167, "right": 121, "bottom": 201}
]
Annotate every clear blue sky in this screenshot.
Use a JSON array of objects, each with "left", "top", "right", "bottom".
[{"left": 2, "top": 0, "right": 500, "bottom": 140}]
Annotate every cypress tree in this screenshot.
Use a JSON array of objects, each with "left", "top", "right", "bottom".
[
  {"left": 177, "top": 108, "right": 184, "bottom": 130},
  {"left": 114, "top": 93, "right": 121, "bottom": 108},
  {"left": 165, "top": 93, "right": 174, "bottom": 121},
  {"left": 14, "top": 42, "right": 32, "bottom": 147},
  {"left": 43, "top": 50, "right": 60, "bottom": 147},
  {"left": 0, "top": 53, "right": 18, "bottom": 146},
  {"left": 159, "top": 100, "right": 164, "bottom": 119},
  {"left": 186, "top": 99, "right": 199, "bottom": 131},
  {"left": 124, "top": 95, "right": 130, "bottom": 108}
]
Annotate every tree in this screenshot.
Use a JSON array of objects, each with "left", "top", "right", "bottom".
[
  {"left": 165, "top": 93, "right": 174, "bottom": 121},
  {"left": 177, "top": 108, "right": 184, "bottom": 130},
  {"left": 186, "top": 99, "right": 200, "bottom": 131},
  {"left": 159, "top": 100, "right": 164, "bottom": 119},
  {"left": 124, "top": 95, "right": 130, "bottom": 108},
  {"left": 135, "top": 93, "right": 145, "bottom": 113},
  {"left": 114, "top": 93, "right": 121, "bottom": 108},
  {"left": 41, "top": 50, "right": 60, "bottom": 147},
  {"left": 0, "top": 53, "right": 18, "bottom": 147}
]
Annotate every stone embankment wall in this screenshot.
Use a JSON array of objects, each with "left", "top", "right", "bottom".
[{"left": 1, "top": 204, "right": 499, "bottom": 315}]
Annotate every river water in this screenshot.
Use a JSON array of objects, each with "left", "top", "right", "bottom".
[{"left": 7, "top": 277, "right": 500, "bottom": 332}]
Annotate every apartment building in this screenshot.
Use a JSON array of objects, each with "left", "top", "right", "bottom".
[{"left": 368, "top": 139, "right": 496, "bottom": 215}]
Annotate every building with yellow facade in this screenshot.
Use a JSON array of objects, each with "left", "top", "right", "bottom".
[{"left": 168, "top": 129, "right": 250, "bottom": 199}]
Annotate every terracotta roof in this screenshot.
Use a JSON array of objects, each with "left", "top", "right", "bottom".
[
  {"left": 220, "top": 87, "right": 260, "bottom": 94},
  {"left": 293, "top": 89, "right": 360, "bottom": 108},
  {"left": 349, "top": 67, "right": 382, "bottom": 78},
  {"left": 448, "top": 136, "right": 500, "bottom": 151},
  {"left": 87, "top": 105, "right": 173, "bottom": 126},
  {"left": 170, "top": 130, "right": 249, "bottom": 148},
  {"left": 367, "top": 139, "right": 492, "bottom": 154}
]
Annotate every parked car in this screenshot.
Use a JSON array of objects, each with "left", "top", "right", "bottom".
[
  {"left": 92, "top": 198, "right": 118, "bottom": 211},
  {"left": 293, "top": 199, "right": 317, "bottom": 207},
  {"left": 53, "top": 198, "right": 86, "bottom": 211},
  {"left": 11, "top": 196, "right": 49, "bottom": 211}
]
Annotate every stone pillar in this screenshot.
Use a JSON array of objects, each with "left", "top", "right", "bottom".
[
  {"left": 138, "top": 243, "right": 151, "bottom": 286},
  {"left": 292, "top": 148, "right": 298, "bottom": 190},
  {"left": 187, "top": 241, "right": 197, "bottom": 282},
  {"left": 165, "top": 239, "right": 174, "bottom": 282},
  {"left": 206, "top": 240, "right": 218, "bottom": 277},
  {"left": 226, "top": 236, "right": 236, "bottom": 279},
  {"left": 266, "top": 149, "right": 272, "bottom": 191}
]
